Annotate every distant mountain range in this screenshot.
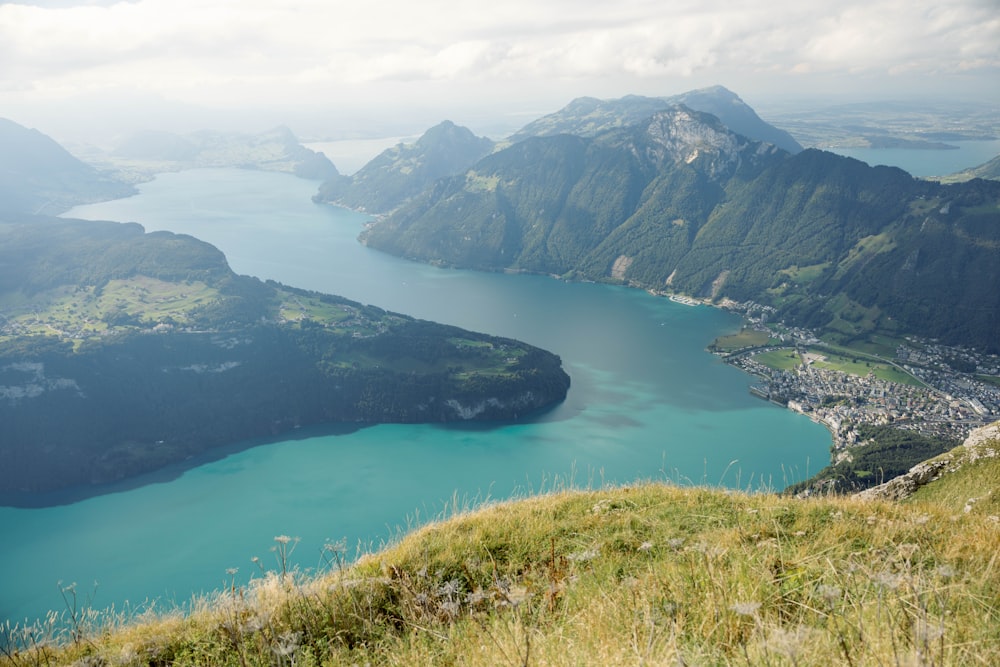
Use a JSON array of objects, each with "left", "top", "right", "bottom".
[
  {"left": 314, "top": 86, "right": 802, "bottom": 215},
  {"left": 508, "top": 85, "right": 803, "bottom": 154},
  {"left": 349, "top": 98, "right": 999, "bottom": 353},
  {"left": 315, "top": 120, "right": 495, "bottom": 213},
  {"left": 111, "top": 125, "right": 340, "bottom": 181},
  {"left": 0, "top": 118, "right": 134, "bottom": 216},
  {"left": 0, "top": 119, "right": 570, "bottom": 501}
]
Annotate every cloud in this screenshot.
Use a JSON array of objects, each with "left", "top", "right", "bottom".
[{"left": 0, "top": 0, "right": 996, "bottom": 109}]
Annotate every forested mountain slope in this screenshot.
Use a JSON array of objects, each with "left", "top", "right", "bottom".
[
  {"left": 362, "top": 107, "right": 1000, "bottom": 352},
  {"left": 315, "top": 120, "right": 495, "bottom": 213},
  {"left": 0, "top": 216, "right": 569, "bottom": 501}
]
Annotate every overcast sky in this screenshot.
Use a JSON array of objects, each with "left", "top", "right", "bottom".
[{"left": 1, "top": 0, "right": 998, "bottom": 141}]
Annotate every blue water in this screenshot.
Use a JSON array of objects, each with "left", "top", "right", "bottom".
[
  {"left": 0, "top": 169, "right": 830, "bottom": 627},
  {"left": 827, "top": 139, "right": 1000, "bottom": 178}
]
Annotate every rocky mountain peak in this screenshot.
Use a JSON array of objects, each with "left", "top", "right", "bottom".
[{"left": 639, "top": 105, "right": 750, "bottom": 179}]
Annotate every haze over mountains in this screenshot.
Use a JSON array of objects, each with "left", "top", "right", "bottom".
[
  {"left": 4, "top": 83, "right": 999, "bottom": 361},
  {"left": 310, "top": 87, "right": 1000, "bottom": 354},
  {"left": 0, "top": 118, "right": 134, "bottom": 216},
  {"left": 0, "top": 118, "right": 575, "bottom": 501}
]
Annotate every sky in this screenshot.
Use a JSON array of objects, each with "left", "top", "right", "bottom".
[{"left": 1, "top": 0, "right": 998, "bottom": 143}]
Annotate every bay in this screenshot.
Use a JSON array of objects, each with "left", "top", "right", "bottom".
[
  {"left": 826, "top": 138, "right": 1000, "bottom": 178},
  {"left": 1, "top": 168, "right": 829, "bottom": 627}
]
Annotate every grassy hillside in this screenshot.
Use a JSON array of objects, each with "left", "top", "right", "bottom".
[{"left": 5, "top": 461, "right": 998, "bottom": 665}]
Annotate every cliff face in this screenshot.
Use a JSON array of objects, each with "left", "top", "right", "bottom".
[{"left": 857, "top": 421, "right": 1000, "bottom": 502}]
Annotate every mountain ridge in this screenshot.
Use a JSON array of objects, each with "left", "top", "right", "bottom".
[
  {"left": 0, "top": 117, "right": 134, "bottom": 215},
  {"left": 509, "top": 85, "right": 804, "bottom": 155},
  {"left": 314, "top": 120, "right": 496, "bottom": 213},
  {"left": 360, "top": 107, "right": 1000, "bottom": 353}
]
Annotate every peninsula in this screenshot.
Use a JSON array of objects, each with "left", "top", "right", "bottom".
[{"left": 0, "top": 216, "right": 570, "bottom": 503}]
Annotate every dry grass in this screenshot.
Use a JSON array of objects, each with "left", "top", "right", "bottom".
[{"left": 3, "top": 483, "right": 999, "bottom": 666}]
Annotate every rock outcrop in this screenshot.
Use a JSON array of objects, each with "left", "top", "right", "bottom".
[{"left": 856, "top": 421, "right": 1000, "bottom": 501}]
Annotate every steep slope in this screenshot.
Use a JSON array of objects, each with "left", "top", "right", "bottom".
[
  {"left": 0, "top": 118, "right": 134, "bottom": 215},
  {"left": 362, "top": 106, "right": 784, "bottom": 274},
  {"left": 16, "top": 481, "right": 999, "bottom": 666},
  {"left": 936, "top": 153, "right": 1000, "bottom": 183},
  {"left": 315, "top": 120, "right": 495, "bottom": 213},
  {"left": 510, "top": 85, "right": 803, "bottom": 154},
  {"left": 363, "top": 107, "right": 1000, "bottom": 352},
  {"left": 0, "top": 216, "right": 569, "bottom": 501},
  {"left": 857, "top": 421, "right": 1000, "bottom": 509}
]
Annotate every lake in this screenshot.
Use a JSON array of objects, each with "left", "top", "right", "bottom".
[
  {"left": 826, "top": 138, "right": 1000, "bottom": 178},
  {"left": 1, "top": 169, "right": 830, "bottom": 628}
]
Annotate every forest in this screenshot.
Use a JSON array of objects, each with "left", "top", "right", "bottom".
[{"left": 0, "top": 216, "right": 570, "bottom": 501}]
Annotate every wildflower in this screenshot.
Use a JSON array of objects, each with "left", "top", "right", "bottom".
[
  {"left": 872, "top": 571, "right": 902, "bottom": 590},
  {"left": 730, "top": 601, "right": 761, "bottom": 617},
  {"left": 272, "top": 630, "right": 301, "bottom": 659},
  {"left": 766, "top": 625, "right": 815, "bottom": 660},
  {"left": 465, "top": 588, "right": 489, "bottom": 607},
  {"left": 438, "top": 578, "right": 462, "bottom": 598},
  {"left": 667, "top": 538, "right": 685, "bottom": 549},
  {"left": 225, "top": 568, "right": 239, "bottom": 576},
  {"left": 500, "top": 585, "right": 530, "bottom": 608},
  {"left": 915, "top": 619, "right": 946, "bottom": 643},
  {"left": 816, "top": 584, "right": 841, "bottom": 605},
  {"left": 243, "top": 611, "right": 270, "bottom": 634},
  {"left": 638, "top": 541, "right": 654, "bottom": 553},
  {"left": 568, "top": 548, "right": 599, "bottom": 562},
  {"left": 935, "top": 564, "right": 957, "bottom": 579},
  {"left": 274, "top": 535, "right": 292, "bottom": 545},
  {"left": 439, "top": 599, "right": 461, "bottom": 619}
]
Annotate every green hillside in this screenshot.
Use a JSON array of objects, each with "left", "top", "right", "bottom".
[
  {"left": 0, "top": 216, "right": 570, "bottom": 500},
  {"left": 361, "top": 109, "right": 1000, "bottom": 353},
  {"left": 935, "top": 153, "right": 1000, "bottom": 184},
  {"left": 6, "top": 425, "right": 998, "bottom": 665}
]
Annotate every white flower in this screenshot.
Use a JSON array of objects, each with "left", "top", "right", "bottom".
[{"left": 730, "top": 601, "right": 761, "bottom": 617}]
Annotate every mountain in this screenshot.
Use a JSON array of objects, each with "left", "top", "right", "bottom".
[
  {"left": 0, "top": 118, "right": 134, "bottom": 215},
  {"left": 111, "top": 125, "right": 340, "bottom": 181},
  {"left": 312, "top": 88, "right": 797, "bottom": 216},
  {"left": 361, "top": 106, "right": 1000, "bottom": 353},
  {"left": 509, "top": 85, "right": 803, "bottom": 154},
  {"left": 0, "top": 216, "right": 569, "bottom": 500},
  {"left": 314, "top": 120, "right": 495, "bottom": 213},
  {"left": 936, "top": 153, "right": 1000, "bottom": 183}
]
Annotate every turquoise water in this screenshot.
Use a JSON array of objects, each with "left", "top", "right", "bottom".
[
  {"left": 827, "top": 139, "right": 1000, "bottom": 178},
  {"left": 0, "top": 169, "right": 830, "bottom": 627}
]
